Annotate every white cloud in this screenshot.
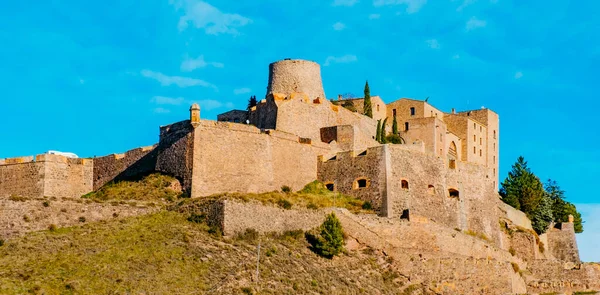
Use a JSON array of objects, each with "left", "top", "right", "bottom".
[
  {"left": 170, "top": 0, "right": 252, "bottom": 35},
  {"left": 426, "top": 39, "right": 440, "bottom": 49},
  {"left": 324, "top": 54, "right": 358, "bottom": 66},
  {"left": 514, "top": 71, "right": 523, "bottom": 79},
  {"left": 153, "top": 107, "right": 171, "bottom": 114},
  {"left": 373, "top": 0, "right": 427, "bottom": 14},
  {"left": 181, "top": 55, "right": 224, "bottom": 72},
  {"left": 141, "top": 70, "right": 216, "bottom": 89},
  {"left": 369, "top": 13, "right": 381, "bottom": 19},
  {"left": 466, "top": 16, "right": 487, "bottom": 30},
  {"left": 333, "top": 0, "right": 359, "bottom": 6},
  {"left": 151, "top": 96, "right": 186, "bottom": 105},
  {"left": 234, "top": 87, "right": 252, "bottom": 95},
  {"left": 452, "top": 54, "right": 461, "bottom": 59},
  {"left": 188, "top": 99, "right": 231, "bottom": 110},
  {"left": 575, "top": 203, "right": 600, "bottom": 262},
  {"left": 333, "top": 22, "right": 346, "bottom": 31},
  {"left": 456, "top": 0, "right": 476, "bottom": 11}
]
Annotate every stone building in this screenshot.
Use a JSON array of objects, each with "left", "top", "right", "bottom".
[{"left": 0, "top": 58, "right": 579, "bottom": 268}]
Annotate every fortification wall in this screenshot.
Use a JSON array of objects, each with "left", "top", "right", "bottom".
[
  {"left": 0, "top": 157, "right": 45, "bottom": 198},
  {"left": 527, "top": 261, "right": 600, "bottom": 294},
  {"left": 156, "top": 120, "right": 194, "bottom": 194},
  {"left": 93, "top": 145, "right": 157, "bottom": 190},
  {"left": 220, "top": 199, "right": 327, "bottom": 236},
  {"left": 40, "top": 154, "right": 93, "bottom": 198},
  {"left": 317, "top": 146, "right": 388, "bottom": 213},
  {"left": 190, "top": 120, "right": 330, "bottom": 197},
  {"left": 1, "top": 154, "right": 94, "bottom": 199},
  {"left": 266, "top": 59, "right": 325, "bottom": 100},
  {"left": 547, "top": 222, "right": 581, "bottom": 263}
]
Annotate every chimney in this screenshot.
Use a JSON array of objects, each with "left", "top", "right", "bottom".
[
  {"left": 451, "top": 108, "right": 456, "bottom": 114},
  {"left": 338, "top": 94, "right": 342, "bottom": 101}
]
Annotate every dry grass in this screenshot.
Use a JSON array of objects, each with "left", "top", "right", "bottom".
[
  {"left": 0, "top": 211, "right": 406, "bottom": 294},
  {"left": 82, "top": 173, "right": 182, "bottom": 201}
]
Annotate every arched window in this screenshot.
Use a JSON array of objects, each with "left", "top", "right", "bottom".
[
  {"left": 449, "top": 188, "right": 460, "bottom": 198},
  {"left": 401, "top": 180, "right": 409, "bottom": 190},
  {"left": 428, "top": 185, "right": 436, "bottom": 195},
  {"left": 448, "top": 141, "right": 457, "bottom": 158}
]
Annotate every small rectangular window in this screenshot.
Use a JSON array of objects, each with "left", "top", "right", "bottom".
[
  {"left": 480, "top": 138, "right": 482, "bottom": 145},
  {"left": 473, "top": 123, "right": 476, "bottom": 129},
  {"left": 410, "top": 107, "right": 415, "bottom": 116},
  {"left": 473, "top": 135, "right": 476, "bottom": 142},
  {"left": 405, "top": 122, "right": 409, "bottom": 131},
  {"left": 393, "top": 109, "right": 397, "bottom": 116},
  {"left": 480, "top": 126, "right": 482, "bottom": 132},
  {"left": 493, "top": 156, "right": 496, "bottom": 164},
  {"left": 480, "top": 149, "right": 482, "bottom": 156},
  {"left": 473, "top": 147, "right": 476, "bottom": 154}
]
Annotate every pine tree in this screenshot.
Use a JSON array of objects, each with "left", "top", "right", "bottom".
[
  {"left": 376, "top": 119, "right": 382, "bottom": 143},
  {"left": 380, "top": 117, "right": 388, "bottom": 144},
  {"left": 392, "top": 114, "right": 398, "bottom": 135},
  {"left": 305, "top": 213, "right": 345, "bottom": 258},
  {"left": 247, "top": 95, "right": 257, "bottom": 111},
  {"left": 545, "top": 179, "right": 584, "bottom": 233},
  {"left": 531, "top": 194, "right": 554, "bottom": 234},
  {"left": 363, "top": 81, "right": 373, "bottom": 118},
  {"left": 500, "top": 156, "right": 530, "bottom": 210}
]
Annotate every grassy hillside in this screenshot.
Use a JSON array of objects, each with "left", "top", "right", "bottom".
[{"left": 0, "top": 211, "right": 408, "bottom": 295}]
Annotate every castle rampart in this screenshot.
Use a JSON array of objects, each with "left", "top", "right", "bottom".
[{"left": 93, "top": 145, "right": 157, "bottom": 190}]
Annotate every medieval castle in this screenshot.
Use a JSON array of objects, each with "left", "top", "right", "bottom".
[{"left": 0, "top": 59, "right": 594, "bottom": 294}]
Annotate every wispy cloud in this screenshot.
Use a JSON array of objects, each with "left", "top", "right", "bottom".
[
  {"left": 151, "top": 96, "right": 186, "bottom": 105},
  {"left": 324, "top": 54, "right": 358, "bottom": 66},
  {"left": 456, "top": 0, "right": 476, "bottom": 11},
  {"left": 233, "top": 87, "right": 252, "bottom": 95},
  {"left": 514, "top": 71, "right": 523, "bottom": 79},
  {"left": 170, "top": 0, "right": 252, "bottom": 35},
  {"left": 373, "top": 0, "right": 427, "bottom": 14},
  {"left": 181, "top": 55, "right": 224, "bottom": 72},
  {"left": 333, "top": 22, "right": 346, "bottom": 31},
  {"left": 332, "top": 0, "right": 359, "bottom": 6},
  {"left": 192, "top": 99, "right": 234, "bottom": 110},
  {"left": 369, "top": 13, "right": 381, "bottom": 19},
  {"left": 141, "top": 70, "right": 216, "bottom": 89},
  {"left": 466, "top": 16, "right": 486, "bottom": 31},
  {"left": 426, "top": 39, "right": 440, "bottom": 49},
  {"left": 153, "top": 107, "right": 171, "bottom": 114}
]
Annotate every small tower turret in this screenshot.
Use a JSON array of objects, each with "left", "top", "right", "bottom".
[{"left": 190, "top": 103, "right": 200, "bottom": 127}]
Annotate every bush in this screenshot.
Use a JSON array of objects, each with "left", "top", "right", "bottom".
[
  {"left": 511, "top": 262, "right": 520, "bottom": 273},
  {"left": 509, "top": 247, "right": 516, "bottom": 256},
  {"left": 42, "top": 201, "right": 50, "bottom": 207},
  {"left": 281, "top": 185, "right": 292, "bottom": 193},
  {"left": 298, "top": 181, "right": 330, "bottom": 195},
  {"left": 362, "top": 201, "right": 373, "bottom": 210},
  {"left": 0, "top": 239, "right": 4, "bottom": 247},
  {"left": 78, "top": 217, "right": 86, "bottom": 223},
  {"left": 9, "top": 195, "right": 27, "bottom": 202},
  {"left": 305, "top": 213, "right": 344, "bottom": 258},
  {"left": 187, "top": 213, "right": 206, "bottom": 224},
  {"left": 48, "top": 224, "right": 57, "bottom": 232},
  {"left": 277, "top": 199, "right": 292, "bottom": 210},
  {"left": 241, "top": 287, "right": 253, "bottom": 295},
  {"left": 23, "top": 215, "right": 30, "bottom": 222},
  {"left": 208, "top": 225, "right": 222, "bottom": 237}
]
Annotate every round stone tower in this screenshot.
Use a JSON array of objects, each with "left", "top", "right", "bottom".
[{"left": 266, "top": 59, "right": 326, "bottom": 100}]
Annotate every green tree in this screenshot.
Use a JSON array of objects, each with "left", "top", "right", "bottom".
[
  {"left": 385, "top": 134, "right": 405, "bottom": 144},
  {"left": 376, "top": 119, "right": 382, "bottom": 143},
  {"left": 380, "top": 117, "right": 388, "bottom": 143},
  {"left": 392, "top": 114, "right": 398, "bottom": 135},
  {"left": 545, "top": 179, "right": 584, "bottom": 233},
  {"left": 342, "top": 100, "right": 357, "bottom": 112},
  {"left": 247, "top": 95, "right": 257, "bottom": 111},
  {"left": 531, "top": 194, "right": 554, "bottom": 234},
  {"left": 305, "top": 213, "right": 345, "bottom": 258},
  {"left": 363, "top": 81, "right": 373, "bottom": 118}
]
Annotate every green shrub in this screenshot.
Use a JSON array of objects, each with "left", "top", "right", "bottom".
[
  {"left": 241, "top": 287, "right": 253, "bottom": 295},
  {"left": 42, "top": 201, "right": 50, "bottom": 207},
  {"left": 78, "top": 217, "right": 86, "bottom": 223},
  {"left": 9, "top": 195, "right": 27, "bottom": 202},
  {"left": 281, "top": 185, "right": 292, "bottom": 193},
  {"left": 277, "top": 199, "right": 292, "bottom": 209},
  {"left": 362, "top": 201, "right": 373, "bottom": 210},
  {"left": 509, "top": 247, "right": 516, "bottom": 256},
  {"left": 307, "top": 202, "right": 318, "bottom": 210},
  {"left": 23, "top": 215, "right": 30, "bottom": 222},
  {"left": 48, "top": 224, "right": 57, "bottom": 232},
  {"left": 187, "top": 213, "right": 206, "bottom": 224},
  {"left": 511, "top": 262, "right": 520, "bottom": 273},
  {"left": 305, "top": 213, "right": 344, "bottom": 258},
  {"left": 0, "top": 239, "right": 4, "bottom": 247},
  {"left": 298, "top": 181, "right": 330, "bottom": 195}
]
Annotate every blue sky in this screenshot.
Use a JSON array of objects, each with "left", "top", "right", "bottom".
[{"left": 0, "top": 0, "right": 598, "bottom": 260}]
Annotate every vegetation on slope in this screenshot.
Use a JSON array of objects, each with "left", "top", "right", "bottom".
[
  {"left": 500, "top": 156, "right": 583, "bottom": 233},
  {"left": 0, "top": 211, "right": 406, "bottom": 294},
  {"left": 82, "top": 173, "right": 183, "bottom": 201}
]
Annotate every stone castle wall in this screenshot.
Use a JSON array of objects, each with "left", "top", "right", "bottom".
[
  {"left": 190, "top": 120, "right": 331, "bottom": 197},
  {"left": 266, "top": 59, "right": 325, "bottom": 100},
  {"left": 0, "top": 155, "right": 93, "bottom": 199},
  {"left": 547, "top": 222, "right": 581, "bottom": 263},
  {"left": 93, "top": 145, "right": 157, "bottom": 190},
  {"left": 156, "top": 120, "right": 194, "bottom": 194}
]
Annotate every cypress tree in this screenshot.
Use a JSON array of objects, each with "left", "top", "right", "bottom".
[
  {"left": 363, "top": 81, "right": 373, "bottom": 118},
  {"left": 380, "top": 117, "right": 388, "bottom": 143},
  {"left": 376, "top": 119, "right": 382, "bottom": 143},
  {"left": 392, "top": 114, "right": 398, "bottom": 135},
  {"left": 247, "top": 95, "right": 257, "bottom": 111}
]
